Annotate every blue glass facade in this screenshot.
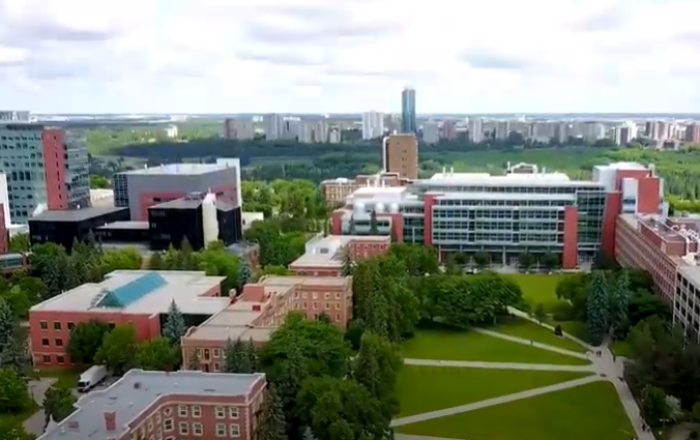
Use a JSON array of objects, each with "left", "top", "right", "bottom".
[{"left": 401, "top": 88, "right": 416, "bottom": 133}]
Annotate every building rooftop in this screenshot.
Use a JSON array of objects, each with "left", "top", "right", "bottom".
[
  {"left": 38, "top": 369, "right": 265, "bottom": 440},
  {"left": 30, "top": 206, "right": 128, "bottom": 222},
  {"left": 121, "top": 163, "right": 232, "bottom": 176},
  {"left": 30, "top": 270, "right": 229, "bottom": 315},
  {"left": 290, "top": 235, "right": 390, "bottom": 268},
  {"left": 594, "top": 162, "right": 650, "bottom": 171},
  {"left": 96, "top": 221, "right": 149, "bottom": 231},
  {"left": 185, "top": 275, "right": 350, "bottom": 342},
  {"left": 435, "top": 192, "right": 577, "bottom": 202}
]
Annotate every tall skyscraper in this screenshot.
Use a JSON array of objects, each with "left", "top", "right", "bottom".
[
  {"left": 401, "top": 88, "right": 416, "bottom": 134},
  {"left": 382, "top": 134, "right": 418, "bottom": 179},
  {"left": 362, "top": 111, "right": 385, "bottom": 140}
]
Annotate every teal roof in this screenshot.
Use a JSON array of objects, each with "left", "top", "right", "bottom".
[{"left": 97, "top": 273, "right": 168, "bottom": 308}]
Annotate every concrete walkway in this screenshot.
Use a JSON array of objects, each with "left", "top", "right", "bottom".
[
  {"left": 391, "top": 375, "right": 602, "bottom": 427},
  {"left": 473, "top": 328, "right": 589, "bottom": 360},
  {"left": 22, "top": 378, "right": 56, "bottom": 436},
  {"left": 404, "top": 358, "right": 595, "bottom": 372},
  {"left": 507, "top": 306, "right": 594, "bottom": 350}
]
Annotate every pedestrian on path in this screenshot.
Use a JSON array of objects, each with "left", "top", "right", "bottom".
[{"left": 530, "top": 340, "right": 534, "bottom": 345}]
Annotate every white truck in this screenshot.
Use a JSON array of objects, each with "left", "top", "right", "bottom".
[{"left": 77, "top": 365, "right": 108, "bottom": 393}]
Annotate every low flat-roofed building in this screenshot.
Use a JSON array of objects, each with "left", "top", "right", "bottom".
[
  {"left": 290, "top": 234, "right": 391, "bottom": 276},
  {"left": 182, "top": 275, "right": 352, "bottom": 372},
  {"left": 94, "top": 220, "right": 150, "bottom": 244},
  {"left": 37, "top": 368, "right": 266, "bottom": 440},
  {"left": 29, "top": 270, "right": 230, "bottom": 367}
]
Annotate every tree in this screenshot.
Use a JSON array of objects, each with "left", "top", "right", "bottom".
[
  {"left": 244, "top": 339, "right": 259, "bottom": 373},
  {"left": 95, "top": 325, "right": 138, "bottom": 375},
  {"left": 148, "top": 252, "right": 165, "bottom": 270},
  {"left": 369, "top": 210, "right": 379, "bottom": 235},
  {"left": 640, "top": 385, "right": 669, "bottom": 428},
  {"left": 534, "top": 302, "right": 547, "bottom": 323},
  {"left": 162, "top": 300, "right": 186, "bottom": 345},
  {"left": 341, "top": 247, "right": 354, "bottom": 277},
  {"left": 238, "top": 260, "right": 252, "bottom": 293},
  {"left": 224, "top": 338, "right": 247, "bottom": 373},
  {"left": 137, "top": 337, "right": 179, "bottom": 371},
  {"left": 474, "top": 251, "right": 490, "bottom": 269},
  {"left": 609, "top": 269, "right": 631, "bottom": 339},
  {"left": 0, "top": 368, "right": 30, "bottom": 413},
  {"left": 67, "top": 320, "right": 111, "bottom": 365},
  {"left": 302, "top": 427, "right": 316, "bottom": 440},
  {"left": 585, "top": 271, "right": 609, "bottom": 345},
  {"left": 99, "top": 249, "right": 143, "bottom": 276},
  {"left": 541, "top": 253, "right": 560, "bottom": 271},
  {"left": 353, "top": 332, "right": 403, "bottom": 418},
  {"left": 518, "top": 253, "right": 535, "bottom": 271},
  {"left": 0, "top": 333, "right": 28, "bottom": 374},
  {"left": 254, "top": 384, "right": 288, "bottom": 440},
  {"left": 43, "top": 384, "right": 76, "bottom": 425},
  {"left": 8, "top": 233, "right": 29, "bottom": 255},
  {"left": 0, "top": 298, "right": 15, "bottom": 345},
  {"left": 180, "top": 237, "right": 197, "bottom": 270}
]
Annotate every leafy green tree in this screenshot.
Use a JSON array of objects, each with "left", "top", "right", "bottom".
[
  {"left": 8, "top": 233, "right": 29, "bottom": 254},
  {"left": 95, "top": 325, "right": 138, "bottom": 375},
  {"left": 518, "top": 253, "right": 535, "bottom": 271},
  {"left": 302, "top": 426, "right": 317, "bottom": 440},
  {"left": 541, "top": 253, "right": 560, "bottom": 271},
  {"left": 585, "top": 271, "right": 609, "bottom": 345},
  {"left": 254, "top": 384, "right": 288, "bottom": 440},
  {"left": 67, "top": 320, "right": 111, "bottom": 365},
  {"left": 238, "top": 260, "right": 252, "bottom": 293},
  {"left": 341, "top": 247, "right": 354, "bottom": 277},
  {"left": 609, "top": 269, "right": 631, "bottom": 338},
  {"left": 0, "top": 368, "right": 30, "bottom": 413},
  {"left": 99, "top": 248, "right": 143, "bottom": 276},
  {"left": 244, "top": 339, "right": 259, "bottom": 373},
  {"left": 353, "top": 332, "right": 403, "bottom": 418},
  {"left": 137, "top": 337, "right": 179, "bottom": 371},
  {"left": 640, "top": 385, "right": 669, "bottom": 428},
  {"left": 534, "top": 302, "right": 547, "bottom": 323},
  {"left": 256, "top": 265, "right": 291, "bottom": 278},
  {"left": 473, "top": 251, "right": 490, "bottom": 269},
  {"left": 0, "top": 298, "right": 15, "bottom": 345},
  {"left": 180, "top": 237, "right": 197, "bottom": 269},
  {"left": 369, "top": 210, "right": 379, "bottom": 235},
  {"left": 0, "top": 419, "right": 32, "bottom": 440},
  {"left": 148, "top": 252, "right": 165, "bottom": 270},
  {"left": 162, "top": 300, "right": 186, "bottom": 345},
  {"left": 344, "top": 320, "right": 365, "bottom": 351},
  {"left": 0, "top": 333, "right": 28, "bottom": 374},
  {"left": 42, "top": 384, "right": 76, "bottom": 425},
  {"left": 224, "top": 338, "right": 247, "bottom": 373}
]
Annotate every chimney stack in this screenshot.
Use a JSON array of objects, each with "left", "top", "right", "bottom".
[{"left": 104, "top": 411, "right": 116, "bottom": 432}]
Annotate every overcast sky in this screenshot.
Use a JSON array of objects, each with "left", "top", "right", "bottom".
[{"left": 2, "top": 0, "right": 700, "bottom": 114}]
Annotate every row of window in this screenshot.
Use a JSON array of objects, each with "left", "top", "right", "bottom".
[
  {"left": 436, "top": 199, "right": 572, "bottom": 207},
  {"left": 131, "top": 420, "right": 240, "bottom": 439},
  {"left": 293, "top": 291, "right": 342, "bottom": 300}
]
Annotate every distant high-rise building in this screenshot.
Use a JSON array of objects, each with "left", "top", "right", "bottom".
[
  {"left": 495, "top": 121, "right": 511, "bottom": 140},
  {"left": 581, "top": 122, "right": 606, "bottom": 143},
  {"left": 300, "top": 121, "right": 315, "bottom": 143},
  {"left": 282, "top": 118, "right": 301, "bottom": 140},
  {"left": 315, "top": 121, "right": 329, "bottom": 143},
  {"left": 264, "top": 114, "right": 283, "bottom": 141},
  {"left": 615, "top": 121, "right": 638, "bottom": 146},
  {"left": 469, "top": 118, "right": 484, "bottom": 143},
  {"left": 422, "top": 121, "right": 439, "bottom": 145},
  {"left": 0, "top": 111, "right": 30, "bottom": 122},
  {"left": 382, "top": 134, "right": 418, "bottom": 179},
  {"left": 401, "top": 88, "right": 416, "bottom": 134},
  {"left": 685, "top": 123, "right": 700, "bottom": 143},
  {"left": 362, "top": 111, "right": 385, "bottom": 140},
  {"left": 329, "top": 130, "right": 341, "bottom": 144},
  {"left": 441, "top": 120, "right": 457, "bottom": 141},
  {"left": 224, "top": 118, "right": 255, "bottom": 140}
]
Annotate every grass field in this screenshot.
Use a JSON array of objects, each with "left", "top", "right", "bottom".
[
  {"left": 398, "top": 381, "right": 634, "bottom": 440},
  {"left": 396, "top": 365, "right": 591, "bottom": 416},
  {"left": 504, "top": 273, "right": 569, "bottom": 312},
  {"left": 491, "top": 318, "right": 588, "bottom": 353},
  {"left": 402, "top": 331, "right": 590, "bottom": 365}
]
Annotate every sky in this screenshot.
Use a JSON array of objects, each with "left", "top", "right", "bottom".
[{"left": 2, "top": 0, "right": 700, "bottom": 114}]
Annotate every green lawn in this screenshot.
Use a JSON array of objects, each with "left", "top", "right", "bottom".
[
  {"left": 611, "top": 340, "right": 632, "bottom": 357},
  {"left": 491, "top": 318, "right": 588, "bottom": 353},
  {"left": 398, "top": 381, "right": 634, "bottom": 440},
  {"left": 505, "top": 273, "right": 569, "bottom": 312},
  {"left": 397, "top": 365, "right": 591, "bottom": 416},
  {"left": 547, "top": 319, "right": 590, "bottom": 342},
  {"left": 402, "top": 331, "right": 590, "bottom": 365},
  {"left": 0, "top": 401, "right": 39, "bottom": 426}
]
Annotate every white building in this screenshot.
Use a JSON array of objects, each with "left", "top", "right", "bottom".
[
  {"left": 362, "top": 111, "right": 385, "bottom": 140},
  {"left": 300, "top": 121, "right": 315, "bottom": 143},
  {"left": 422, "top": 120, "right": 439, "bottom": 145},
  {"left": 495, "top": 121, "right": 511, "bottom": 140},
  {"left": 315, "top": 121, "right": 329, "bottom": 143},
  {"left": 468, "top": 118, "right": 484, "bottom": 143},
  {"left": 615, "top": 121, "right": 638, "bottom": 146},
  {"left": 0, "top": 111, "right": 30, "bottom": 122},
  {"left": 164, "top": 125, "right": 178, "bottom": 138},
  {"left": 264, "top": 114, "right": 284, "bottom": 141},
  {"left": 225, "top": 118, "right": 255, "bottom": 140},
  {"left": 581, "top": 122, "right": 606, "bottom": 143},
  {"left": 329, "top": 129, "right": 341, "bottom": 144},
  {"left": 282, "top": 118, "right": 301, "bottom": 140}
]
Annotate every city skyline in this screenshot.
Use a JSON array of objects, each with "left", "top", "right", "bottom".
[{"left": 2, "top": 0, "right": 700, "bottom": 114}]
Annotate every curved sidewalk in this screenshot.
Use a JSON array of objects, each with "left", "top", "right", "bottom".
[
  {"left": 404, "top": 358, "right": 595, "bottom": 372},
  {"left": 473, "top": 328, "right": 589, "bottom": 360}
]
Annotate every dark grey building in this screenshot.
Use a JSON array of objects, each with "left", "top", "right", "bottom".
[{"left": 113, "top": 159, "right": 241, "bottom": 221}]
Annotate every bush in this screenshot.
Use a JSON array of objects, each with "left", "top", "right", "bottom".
[
  {"left": 554, "top": 325, "right": 563, "bottom": 336},
  {"left": 551, "top": 302, "right": 575, "bottom": 322}
]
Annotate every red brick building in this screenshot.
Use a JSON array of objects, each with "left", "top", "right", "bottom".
[
  {"left": 37, "top": 369, "right": 267, "bottom": 440},
  {"left": 28, "top": 270, "right": 229, "bottom": 367},
  {"left": 289, "top": 234, "right": 391, "bottom": 277},
  {"left": 182, "top": 276, "right": 352, "bottom": 372}
]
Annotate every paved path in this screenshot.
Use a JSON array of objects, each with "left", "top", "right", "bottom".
[
  {"left": 404, "top": 358, "right": 595, "bottom": 372},
  {"left": 22, "top": 378, "right": 56, "bottom": 436},
  {"left": 395, "top": 434, "right": 465, "bottom": 440},
  {"left": 507, "top": 306, "right": 594, "bottom": 350},
  {"left": 473, "top": 328, "right": 589, "bottom": 360},
  {"left": 391, "top": 375, "right": 601, "bottom": 427}
]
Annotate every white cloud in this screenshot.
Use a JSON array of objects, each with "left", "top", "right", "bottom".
[{"left": 1, "top": 0, "right": 699, "bottom": 113}]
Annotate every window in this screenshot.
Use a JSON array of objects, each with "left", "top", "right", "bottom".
[
  {"left": 178, "top": 405, "right": 188, "bottom": 417},
  {"left": 216, "top": 423, "right": 226, "bottom": 437},
  {"left": 156, "top": 412, "right": 162, "bottom": 424},
  {"left": 324, "top": 293, "right": 330, "bottom": 300},
  {"left": 313, "top": 302, "right": 318, "bottom": 310},
  {"left": 164, "top": 407, "right": 172, "bottom": 417},
  {"left": 56, "top": 355, "right": 65, "bottom": 364},
  {"left": 228, "top": 407, "right": 238, "bottom": 419},
  {"left": 193, "top": 422, "right": 203, "bottom": 436},
  {"left": 312, "top": 292, "right": 318, "bottom": 299},
  {"left": 179, "top": 422, "right": 189, "bottom": 435},
  {"left": 53, "top": 321, "right": 61, "bottom": 330},
  {"left": 164, "top": 419, "right": 173, "bottom": 432},
  {"left": 55, "top": 338, "right": 63, "bottom": 347},
  {"left": 139, "top": 427, "right": 146, "bottom": 438},
  {"left": 148, "top": 420, "right": 154, "bottom": 431},
  {"left": 214, "top": 363, "right": 220, "bottom": 372},
  {"left": 67, "top": 322, "right": 75, "bottom": 330},
  {"left": 42, "top": 355, "right": 51, "bottom": 363},
  {"left": 229, "top": 424, "right": 240, "bottom": 437},
  {"left": 204, "top": 349, "right": 210, "bottom": 360},
  {"left": 325, "top": 303, "right": 330, "bottom": 310},
  {"left": 216, "top": 406, "right": 226, "bottom": 419},
  {"left": 40, "top": 321, "right": 48, "bottom": 330},
  {"left": 213, "top": 349, "right": 221, "bottom": 358},
  {"left": 192, "top": 405, "right": 201, "bottom": 418},
  {"left": 335, "top": 293, "right": 341, "bottom": 300},
  {"left": 41, "top": 338, "right": 49, "bottom": 347}
]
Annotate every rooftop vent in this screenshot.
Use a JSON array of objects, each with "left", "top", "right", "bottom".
[{"left": 134, "top": 382, "right": 141, "bottom": 389}]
